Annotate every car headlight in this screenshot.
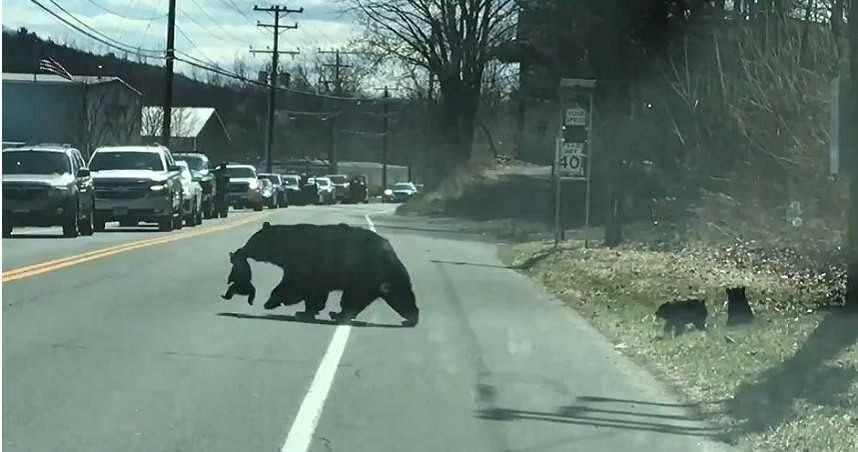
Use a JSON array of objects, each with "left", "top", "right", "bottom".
[
  {"left": 150, "top": 184, "right": 167, "bottom": 191},
  {"left": 248, "top": 180, "right": 259, "bottom": 190},
  {"left": 384, "top": 189, "right": 393, "bottom": 196}
]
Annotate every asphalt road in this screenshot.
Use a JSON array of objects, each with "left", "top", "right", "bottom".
[{"left": 2, "top": 204, "right": 736, "bottom": 452}]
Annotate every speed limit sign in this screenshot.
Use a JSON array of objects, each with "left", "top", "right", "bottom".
[{"left": 556, "top": 139, "right": 586, "bottom": 178}]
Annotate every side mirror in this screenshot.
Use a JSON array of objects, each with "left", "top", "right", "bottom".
[
  {"left": 168, "top": 165, "right": 181, "bottom": 172},
  {"left": 76, "top": 168, "right": 90, "bottom": 178}
]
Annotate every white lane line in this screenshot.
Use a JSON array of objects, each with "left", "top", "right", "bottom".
[
  {"left": 364, "top": 214, "right": 376, "bottom": 232},
  {"left": 280, "top": 215, "right": 380, "bottom": 451},
  {"left": 281, "top": 325, "right": 351, "bottom": 452}
]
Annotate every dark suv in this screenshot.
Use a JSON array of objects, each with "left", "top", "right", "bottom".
[{"left": 2, "top": 145, "right": 96, "bottom": 238}]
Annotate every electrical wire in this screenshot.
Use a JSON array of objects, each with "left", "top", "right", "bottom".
[
  {"left": 175, "top": 24, "right": 220, "bottom": 67},
  {"left": 84, "top": 0, "right": 167, "bottom": 21},
  {"left": 46, "top": 0, "right": 163, "bottom": 56},
  {"left": 30, "top": 0, "right": 165, "bottom": 59},
  {"left": 186, "top": 0, "right": 247, "bottom": 44}
]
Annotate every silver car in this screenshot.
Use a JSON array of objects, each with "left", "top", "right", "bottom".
[
  {"left": 175, "top": 160, "right": 203, "bottom": 227},
  {"left": 88, "top": 145, "right": 184, "bottom": 231},
  {"left": 226, "top": 164, "right": 265, "bottom": 211}
]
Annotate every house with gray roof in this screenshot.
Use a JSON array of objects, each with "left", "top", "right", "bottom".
[{"left": 140, "top": 106, "right": 232, "bottom": 162}]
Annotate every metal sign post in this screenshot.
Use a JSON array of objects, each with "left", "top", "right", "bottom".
[{"left": 555, "top": 78, "right": 596, "bottom": 249}]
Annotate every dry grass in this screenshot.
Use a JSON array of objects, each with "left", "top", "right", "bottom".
[{"left": 503, "top": 241, "right": 858, "bottom": 451}]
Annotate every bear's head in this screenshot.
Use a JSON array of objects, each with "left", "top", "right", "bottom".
[{"left": 235, "top": 221, "right": 279, "bottom": 262}]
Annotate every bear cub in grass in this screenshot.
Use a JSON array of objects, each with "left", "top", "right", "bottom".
[
  {"left": 221, "top": 251, "right": 256, "bottom": 305},
  {"left": 655, "top": 298, "right": 707, "bottom": 337}
]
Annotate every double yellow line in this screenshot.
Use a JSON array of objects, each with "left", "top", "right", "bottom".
[{"left": 2, "top": 213, "right": 270, "bottom": 283}]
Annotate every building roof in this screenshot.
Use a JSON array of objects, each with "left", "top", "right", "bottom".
[
  {"left": 141, "top": 106, "right": 231, "bottom": 141},
  {"left": 2, "top": 72, "right": 143, "bottom": 96}
]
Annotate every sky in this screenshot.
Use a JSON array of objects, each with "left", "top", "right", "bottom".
[{"left": 1, "top": 0, "right": 359, "bottom": 78}]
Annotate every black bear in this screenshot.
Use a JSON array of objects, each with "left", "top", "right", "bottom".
[
  {"left": 221, "top": 251, "right": 256, "bottom": 305},
  {"left": 655, "top": 298, "right": 707, "bottom": 337},
  {"left": 235, "top": 222, "right": 419, "bottom": 326}
]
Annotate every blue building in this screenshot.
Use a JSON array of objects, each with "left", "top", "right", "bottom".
[{"left": 2, "top": 73, "right": 143, "bottom": 156}]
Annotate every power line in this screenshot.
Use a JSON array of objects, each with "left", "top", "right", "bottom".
[
  {"left": 175, "top": 24, "right": 219, "bottom": 67},
  {"left": 30, "top": 0, "right": 165, "bottom": 60},
  {"left": 176, "top": 10, "right": 237, "bottom": 47},
  {"left": 46, "top": 0, "right": 163, "bottom": 56},
  {"left": 186, "top": 0, "right": 247, "bottom": 43},
  {"left": 84, "top": 0, "right": 167, "bottom": 21}
]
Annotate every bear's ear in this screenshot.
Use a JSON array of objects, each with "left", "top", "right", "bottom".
[
  {"left": 262, "top": 221, "right": 271, "bottom": 229},
  {"left": 229, "top": 251, "right": 234, "bottom": 259}
]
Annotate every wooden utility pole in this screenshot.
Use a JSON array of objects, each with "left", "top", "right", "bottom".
[
  {"left": 318, "top": 49, "right": 360, "bottom": 96},
  {"left": 252, "top": 4, "right": 302, "bottom": 173},
  {"left": 161, "top": 0, "right": 177, "bottom": 146},
  {"left": 382, "top": 86, "right": 389, "bottom": 189},
  {"left": 846, "top": 0, "right": 858, "bottom": 312}
]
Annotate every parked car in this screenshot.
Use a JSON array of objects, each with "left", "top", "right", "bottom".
[
  {"left": 2, "top": 145, "right": 96, "bottom": 238},
  {"left": 312, "top": 177, "right": 336, "bottom": 205},
  {"left": 175, "top": 160, "right": 203, "bottom": 227},
  {"left": 281, "top": 174, "right": 301, "bottom": 205},
  {"left": 88, "top": 145, "right": 184, "bottom": 231},
  {"left": 174, "top": 152, "right": 216, "bottom": 219},
  {"left": 259, "top": 178, "right": 277, "bottom": 209},
  {"left": 326, "top": 174, "right": 350, "bottom": 202},
  {"left": 225, "top": 164, "right": 264, "bottom": 211},
  {"left": 259, "top": 173, "right": 288, "bottom": 207},
  {"left": 383, "top": 182, "right": 418, "bottom": 203}
]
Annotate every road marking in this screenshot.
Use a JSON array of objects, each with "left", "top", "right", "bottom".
[
  {"left": 2, "top": 213, "right": 270, "bottom": 283},
  {"left": 280, "top": 325, "right": 351, "bottom": 452},
  {"left": 280, "top": 214, "right": 379, "bottom": 452}
]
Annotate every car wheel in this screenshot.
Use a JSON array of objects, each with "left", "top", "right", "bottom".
[
  {"left": 158, "top": 215, "right": 173, "bottom": 232},
  {"left": 79, "top": 207, "right": 95, "bottom": 236},
  {"left": 175, "top": 212, "right": 184, "bottom": 229},
  {"left": 94, "top": 216, "right": 106, "bottom": 232},
  {"left": 253, "top": 202, "right": 263, "bottom": 212},
  {"left": 195, "top": 205, "right": 204, "bottom": 225},
  {"left": 3, "top": 221, "right": 13, "bottom": 238},
  {"left": 62, "top": 204, "right": 79, "bottom": 238}
]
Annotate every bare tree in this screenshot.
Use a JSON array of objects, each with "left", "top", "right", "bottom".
[
  {"left": 140, "top": 107, "right": 199, "bottom": 140},
  {"left": 350, "top": 0, "right": 519, "bottom": 183}
]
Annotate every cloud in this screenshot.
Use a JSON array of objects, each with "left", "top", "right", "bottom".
[{"left": 2, "top": 0, "right": 359, "bottom": 74}]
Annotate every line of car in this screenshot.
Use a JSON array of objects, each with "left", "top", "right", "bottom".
[{"left": 1, "top": 144, "right": 386, "bottom": 238}]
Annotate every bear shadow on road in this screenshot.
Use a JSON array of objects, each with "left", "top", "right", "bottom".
[{"left": 216, "top": 312, "right": 410, "bottom": 329}]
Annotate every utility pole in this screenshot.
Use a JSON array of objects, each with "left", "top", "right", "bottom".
[
  {"left": 252, "top": 4, "right": 303, "bottom": 173},
  {"left": 382, "top": 86, "right": 389, "bottom": 189},
  {"left": 161, "top": 0, "right": 177, "bottom": 146},
  {"left": 318, "top": 49, "right": 360, "bottom": 95}
]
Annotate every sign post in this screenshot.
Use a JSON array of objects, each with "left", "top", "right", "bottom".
[{"left": 555, "top": 78, "right": 596, "bottom": 248}]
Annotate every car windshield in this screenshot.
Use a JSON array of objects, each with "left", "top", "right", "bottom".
[
  {"left": 90, "top": 151, "right": 164, "bottom": 171},
  {"left": 394, "top": 183, "right": 415, "bottom": 191},
  {"left": 282, "top": 177, "right": 299, "bottom": 186},
  {"left": 316, "top": 179, "right": 330, "bottom": 186},
  {"left": 259, "top": 175, "right": 280, "bottom": 184},
  {"left": 226, "top": 167, "right": 256, "bottom": 178},
  {"left": 177, "top": 155, "right": 207, "bottom": 172},
  {"left": 2, "top": 151, "right": 70, "bottom": 175},
  {"left": 328, "top": 175, "right": 347, "bottom": 184}
]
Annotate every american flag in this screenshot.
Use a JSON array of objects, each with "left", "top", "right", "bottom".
[{"left": 39, "top": 57, "right": 73, "bottom": 81}]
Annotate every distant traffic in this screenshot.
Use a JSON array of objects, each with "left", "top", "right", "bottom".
[{"left": 2, "top": 143, "right": 421, "bottom": 238}]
